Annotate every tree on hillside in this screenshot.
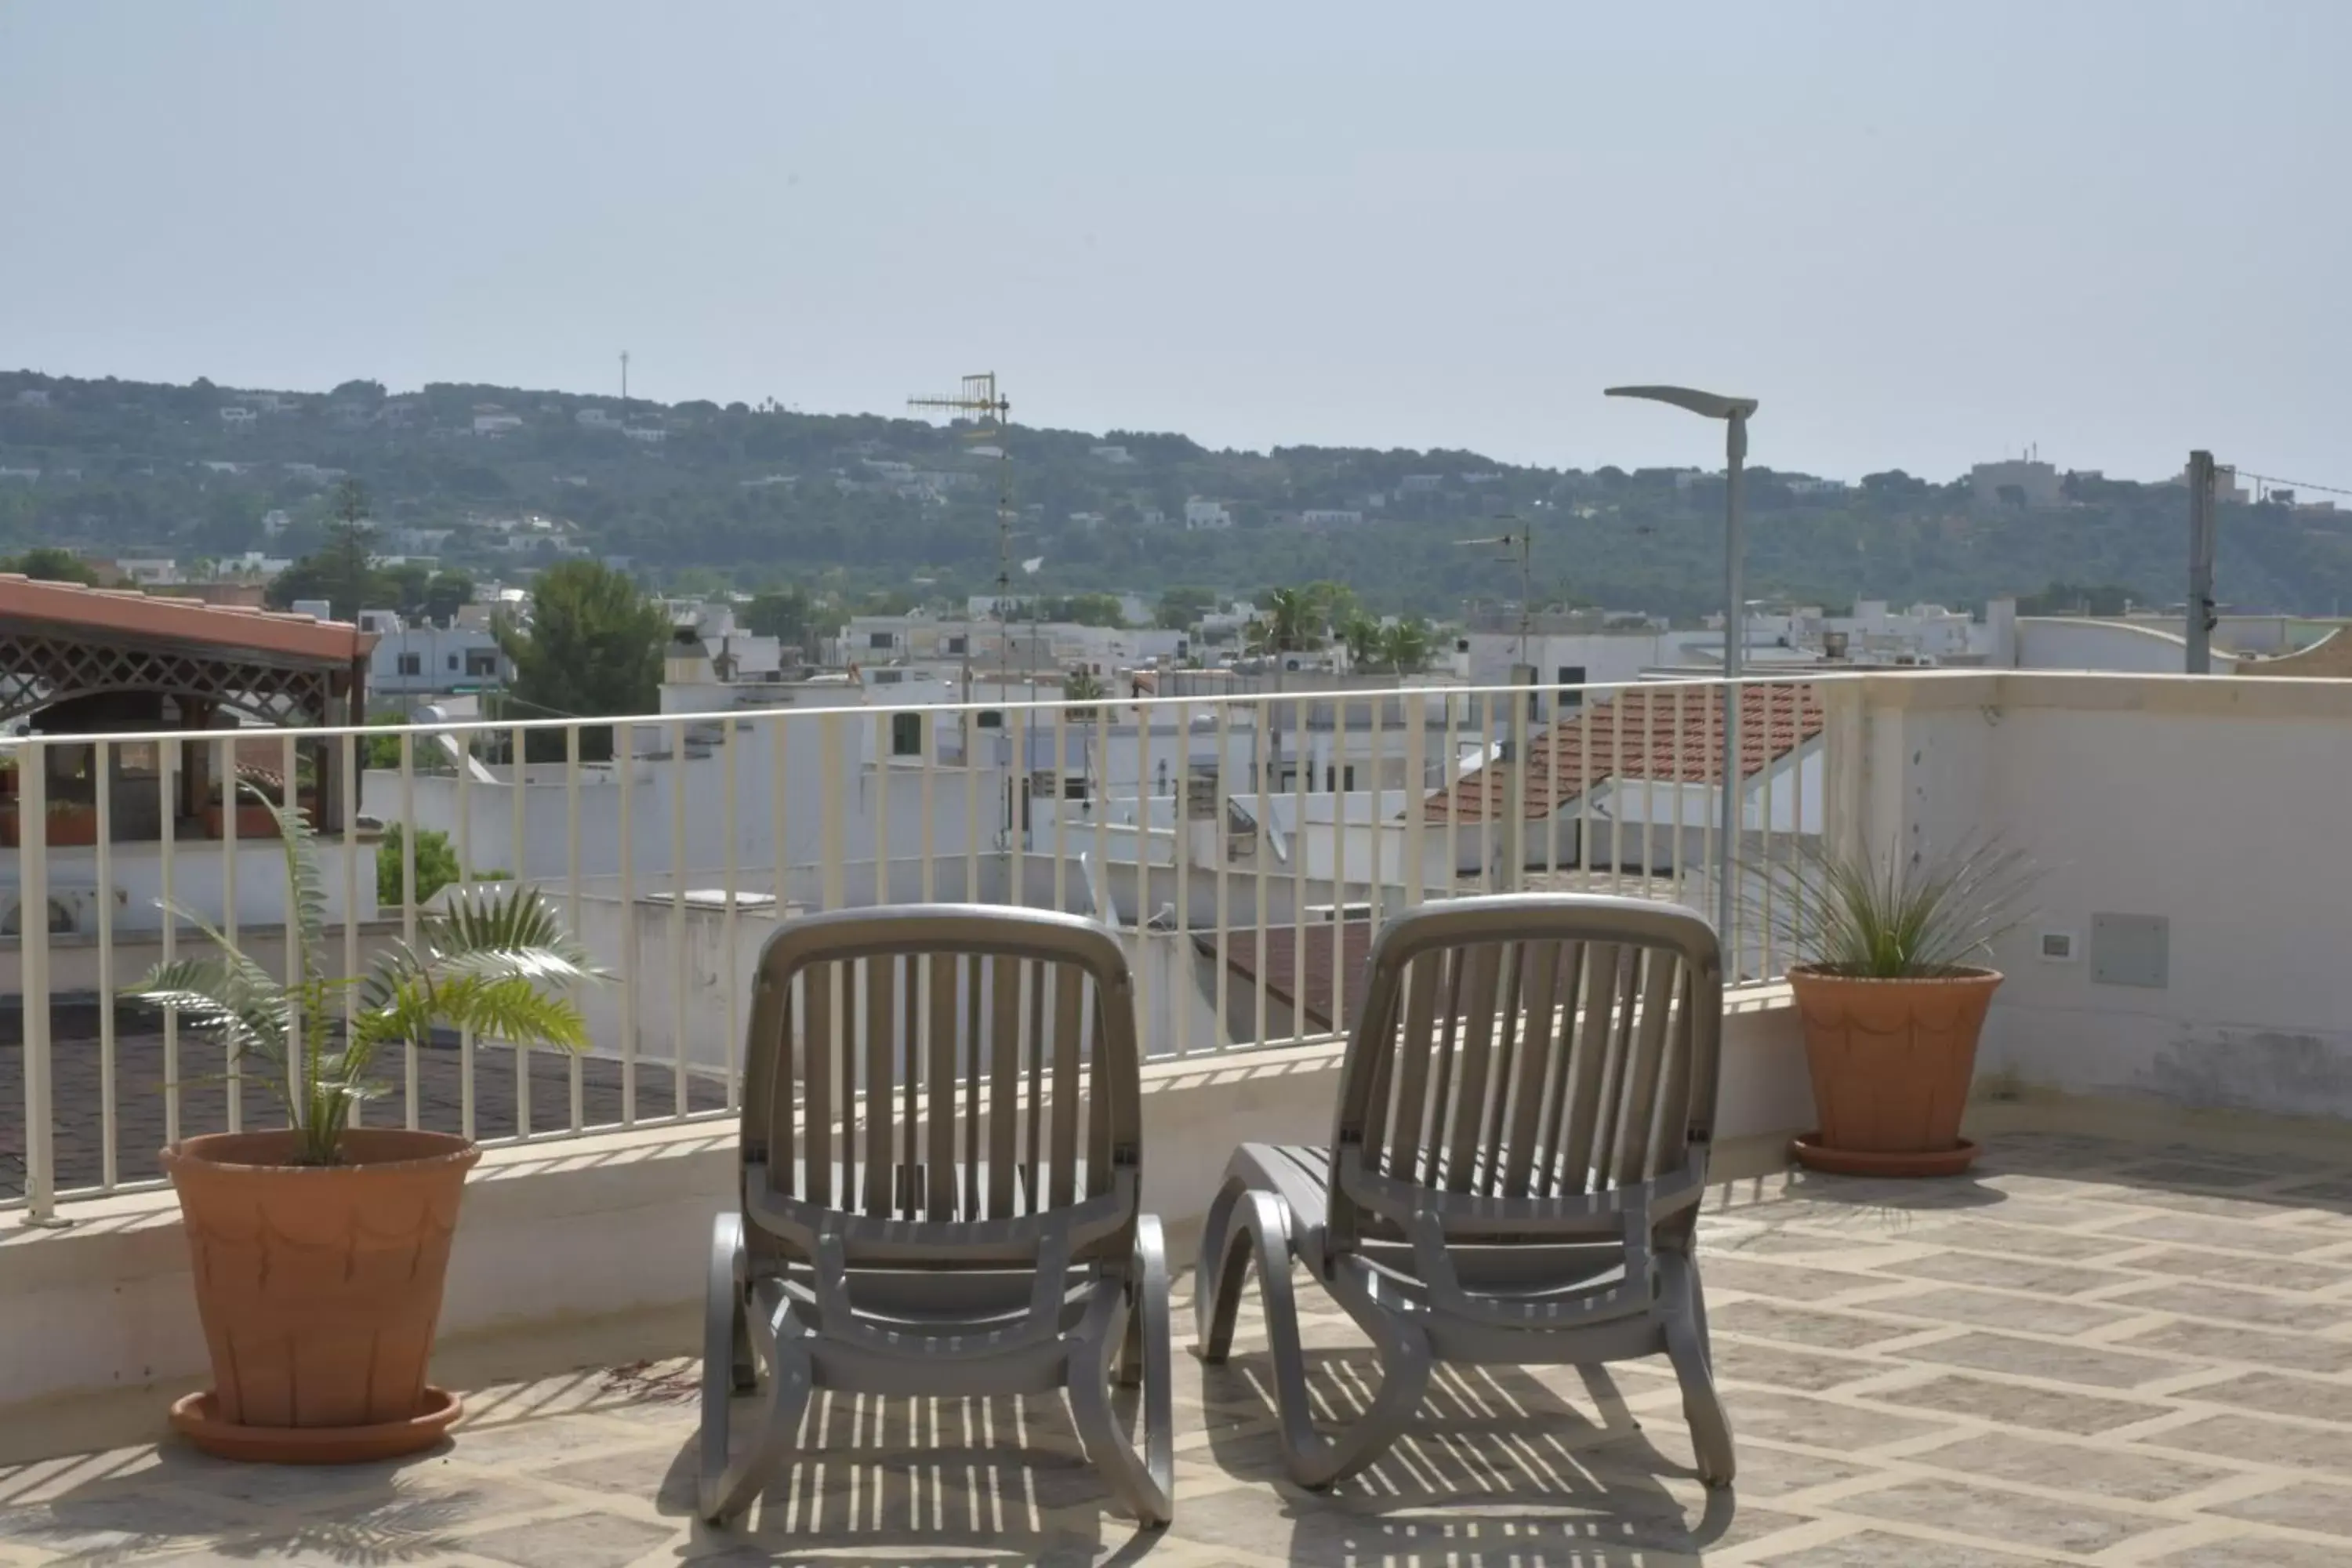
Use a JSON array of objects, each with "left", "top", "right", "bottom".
[
  {"left": 7, "top": 546, "right": 97, "bottom": 585},
  {"left": 422, "top": 568, "right": 474, "bottom": 626},
  {"left": 1154, "top": 585, "right": 1218, "bottom": 630},
  {"left": 269, "top": 478, "right": 379, "bottom": 620},
  {"left": 2016, "top": 580, "right": 2137, "bottom": 616},
  {"left": 494, "top": 560, "right": 670, "bottom": 760}
]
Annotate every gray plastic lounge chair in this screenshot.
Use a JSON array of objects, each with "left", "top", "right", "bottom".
[
  {"left": 701, "top": 904, "right": 1174, "bottom": 1529},
  {"left": 1196, "top": 893, "right": 1734, "bottom": 1490}
]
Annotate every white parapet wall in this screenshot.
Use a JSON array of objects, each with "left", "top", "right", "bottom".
[
  {"left": 0, "top": 994, "right": 1809, "bottom": 1414},
  {"left": 1833, "top": 669, "right": 2352, "bottom": 1120}
]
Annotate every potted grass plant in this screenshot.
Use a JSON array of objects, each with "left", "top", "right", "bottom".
[
  {"left": 127, "top": 784, "right": 602, "bottom": 1463},
  {"left": 1767, "top": 836, "right": 2038, "bottom": 1177}
]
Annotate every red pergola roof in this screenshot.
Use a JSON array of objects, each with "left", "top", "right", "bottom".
[{"left": 0, "top": 575, "right": 370, "bottom": 666}]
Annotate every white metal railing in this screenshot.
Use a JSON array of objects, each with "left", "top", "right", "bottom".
[{"left": 0, "top": 676, "right": 1835, "bottom": 1218}]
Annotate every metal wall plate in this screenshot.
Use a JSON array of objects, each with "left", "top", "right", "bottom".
[{"left": 2090, "top": 913, "right": 2169, "bottom": 989}]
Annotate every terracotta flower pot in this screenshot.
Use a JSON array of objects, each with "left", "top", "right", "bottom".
[
  {"left": 160, "top": 1128, "right": 478, "bottom": 1462},
  {"left": 1788, "top": 965, "right": 2002, "bottom": 1177}
]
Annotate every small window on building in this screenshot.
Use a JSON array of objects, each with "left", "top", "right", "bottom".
[
  {"left": 890, "top": 712, "right": 923, "bottom": 757},
  {"left": 446, "top": 653, "right": 459, "bottom": 670},
  {"left": 946, "top": 636, "right": 967, "bottom": 655},
  {"left": 397, "top": 653, "right": 423, "bottom": 676},
  {"left": 976, "top": 710, "right": 1003, "bottom": 729},
  {"left": 466, "top": 651, "right": 498, "bottom": 677},
  {"left": 867, "top": 631, "right": 895, "bottom": 650},
  {"left": 870, "top": 669, "right": 902, "bottom": 684}
]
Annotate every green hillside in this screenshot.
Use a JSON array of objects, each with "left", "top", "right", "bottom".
[{"left": 2, "top": 369, "right": 2341, "bottom": 621}]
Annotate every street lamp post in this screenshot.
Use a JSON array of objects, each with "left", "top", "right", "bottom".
[{"left": 1603, "top": 386, "right": 1759, "bottom": 949}]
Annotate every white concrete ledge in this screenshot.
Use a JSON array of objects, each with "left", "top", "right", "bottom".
[{"left": 0, "top": 993, "right": 1810, "bottom": 1418}]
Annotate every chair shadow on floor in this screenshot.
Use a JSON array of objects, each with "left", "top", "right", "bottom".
[
  {"left": 648, "top": 1389, "right": 1171, "bottom": 1566},
  {"left": 1198, "top": 1335, "right": 1742, "bottom": 1567}
]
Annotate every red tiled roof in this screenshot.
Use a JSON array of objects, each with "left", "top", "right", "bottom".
[
  {"left": 1199, "top": 921, "right": 1376, "bottom": 1036},
  {"left": 1424, "top": 682, "right": 1824, "bottom": 824},
  {"left": 0, "top": 575, "right": 370, "bottom": 666}
]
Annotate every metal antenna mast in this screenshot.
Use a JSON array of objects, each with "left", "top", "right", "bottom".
[
  {"left": 619, "top": 350, "right": 630, "bottom": 405},
  {"left": 1456, "top": 515, "right": 1535, "bottom": 667},
  {"left": 907, "top": 373, "right": 1013, "bottom": 684}
]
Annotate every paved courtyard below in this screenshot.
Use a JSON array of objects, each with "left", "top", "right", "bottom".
[{"left": 6, "top": 1130, "right": 2352, "bottom": 1564}]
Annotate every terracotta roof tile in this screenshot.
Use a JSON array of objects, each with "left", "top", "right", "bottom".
[{"left": 1425, "top": 682, "right": 1824, "bottom": 824}]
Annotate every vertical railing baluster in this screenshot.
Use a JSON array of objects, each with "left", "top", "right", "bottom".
[
  {"left": 1290, "top": 695, "right": 1308, "bottom": 1044},
  {"left": 20, "top": 739, "right": 55, "bottom": 1220},
  {"left": 1051, "top": 701, "right": 1068, "bottom": 914},
  {"left": 670, "top": 718, "right": 690, "bottom": 1119},
  {"left": 566, "top": 722, "right": 585, "bottom": 1134},
  {"left": 512, "top": 720, "right": 530, "bottom": 1138},
  {"left": 216, "top": 735, "right": 241, "bottom": 1133},
  {"left": 1254, "top": 698, "right": 1269, "bottom": 1051},
  {"left": 1403, "top": 691, "right": 1426, "bottom": 910},
  {"left": 722, "top": 714, "right": 740, "bottom": 1113},
  {"left": 1174, "top": 698, "right": 1190, "bottom": 1057},
  {"left": 95, "top": 739, "right": 116, "bottom": 1191},
  {"left": 618, "top": 720, "right": 637, "bottom": 1127},
  {"left": 1762, "top": 685, "right": 1778, "bottom": 979},
  {"left": 400, "top": 728, "right": 419, "bottom": 1127},
  {"left": 456, "top": 724, "right": 474, "bottom": 1142},
  {"left": 818, "top": 711, "right": 844, "bottom": 913},
  {"left": 281, "top": 731, "right": 303, "bottom": 1128},
  {"left": 340, "top": 729, "right": 359, "bottom": 1128},
  {"left": 160, "top": 735, "right": 180, "bottom": 1149},
  {"left": 1214, "top": 699, "right": 1231, "bottom": 1050}
]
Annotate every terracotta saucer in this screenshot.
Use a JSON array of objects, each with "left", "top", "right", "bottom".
[
  {"left": 168, "top": 1387, "right": 463, "bottom": 1464},
  {"left": 1791, "top": 1134, "right": 1980, "bottom": 1178}
]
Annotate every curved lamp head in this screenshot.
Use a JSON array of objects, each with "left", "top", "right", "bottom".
[{"left": 1606, "top": 385, "right": 1759, "bottom": 421}]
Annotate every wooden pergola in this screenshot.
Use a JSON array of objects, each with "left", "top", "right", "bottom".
[{"left": 0, "top": 575, "right": 372, "bottom": 838}]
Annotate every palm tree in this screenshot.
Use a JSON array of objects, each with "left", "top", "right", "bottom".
[
  {"left": 1245, "top": 586, "right": 1323, "bottom": 659},
  {"left": 1063, "top": 665, "right": 1107, "bottom": 719},
  {"left": 129, "top": 786, "right": 603, "bottom": 1166},
  {"left": 1379, "top": 617, "right": 1436, "bottom": 675},
  {"left": 1340, "top": 612, "right": 1383, "bottom": 670}
]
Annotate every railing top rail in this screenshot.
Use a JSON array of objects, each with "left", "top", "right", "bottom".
[{"left": 0, "top": 672, "right": 1849, "bottom": 746}]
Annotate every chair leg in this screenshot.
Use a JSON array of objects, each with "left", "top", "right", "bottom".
[
  {"left": 699, "top": 1215, "right": 815, "bottom": 1526},
  {"left": 1194, "top": 1178, "right": 1253, "bottom": 1364},
  {"left": 1215, "top": 1189, "right": 1430, "bottom": 1491},
  {"left": 1659, "top": 1250, "right": 1736, "bottom": 1488},
  {"left": 1069, "top": 1218, "right": 1175, "bottom": 1528}
]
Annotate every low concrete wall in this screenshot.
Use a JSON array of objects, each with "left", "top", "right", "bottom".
[{"left": 0, "top": 994, "right": 1808, "bottom": 1414}]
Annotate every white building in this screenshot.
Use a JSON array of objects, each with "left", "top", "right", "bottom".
[
  {"left": 369, "top": 618, "right": 511, "bottom": 700},
  {"left": 1299, "top": 510, "right": 1364, "bottom": 529},
  {"left": 1969, "top": 459, "right": 2063, "bottom": 509},
  {"left": 218, "top": 407, "right": 256, "bottom": 430},
  {"left": 1091, "top": 445, "right": 1134, "bottom": 465},
  {"left": 623, "top": 426, "right": 666, "bottom": 445},
  {"left": 1183, "top": 499, "right": 1234, "bottom": 532},
  {"left": 474, "top": 413, "right": 524, "bottom": 437}
]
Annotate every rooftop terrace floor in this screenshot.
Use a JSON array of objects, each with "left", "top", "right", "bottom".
[{"left": 8, "top": 1130, "right": 2352, "bottom": 1566}]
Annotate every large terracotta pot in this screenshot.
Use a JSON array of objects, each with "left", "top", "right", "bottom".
[
  {"left": 1788, "top": 966, "right": 2002, "bottom": 1177},
  {"left": 160, "top": 1128, "right": 478, "bottom": 1461}
]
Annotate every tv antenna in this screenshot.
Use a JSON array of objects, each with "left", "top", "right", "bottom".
[
  {"left": 908, "top": 372, "right": 1014, "bottom": 684},
  {"left": 1457, "top": 514, "right": 1535, "bottom": 667},
  {"left": 619, "top": 350, "right": 630, "bottom": 405}
]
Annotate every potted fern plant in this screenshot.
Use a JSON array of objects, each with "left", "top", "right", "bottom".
[
  {"left": 128, "top": 784, "right": 602, "bottom": 1463},
  {"left": 1769, "top": 836, "right": 2037, "bottom": 1177}
]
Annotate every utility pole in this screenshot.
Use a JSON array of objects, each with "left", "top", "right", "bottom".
[{"left": 2187, "top": 449, "right": 2216, "bottom": 674}]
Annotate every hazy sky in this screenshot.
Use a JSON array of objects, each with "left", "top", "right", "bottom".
[{"left": 4, "top": 2, "right": 2347, "bottom": 485}]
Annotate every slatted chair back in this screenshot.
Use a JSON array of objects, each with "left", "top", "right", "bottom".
[
  {"left": 1327, "top": 894, "right": 1722, "bottom": 1249},
  {"left": 738, "top": 904, "right": 1144, "bottom": 1271}
]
